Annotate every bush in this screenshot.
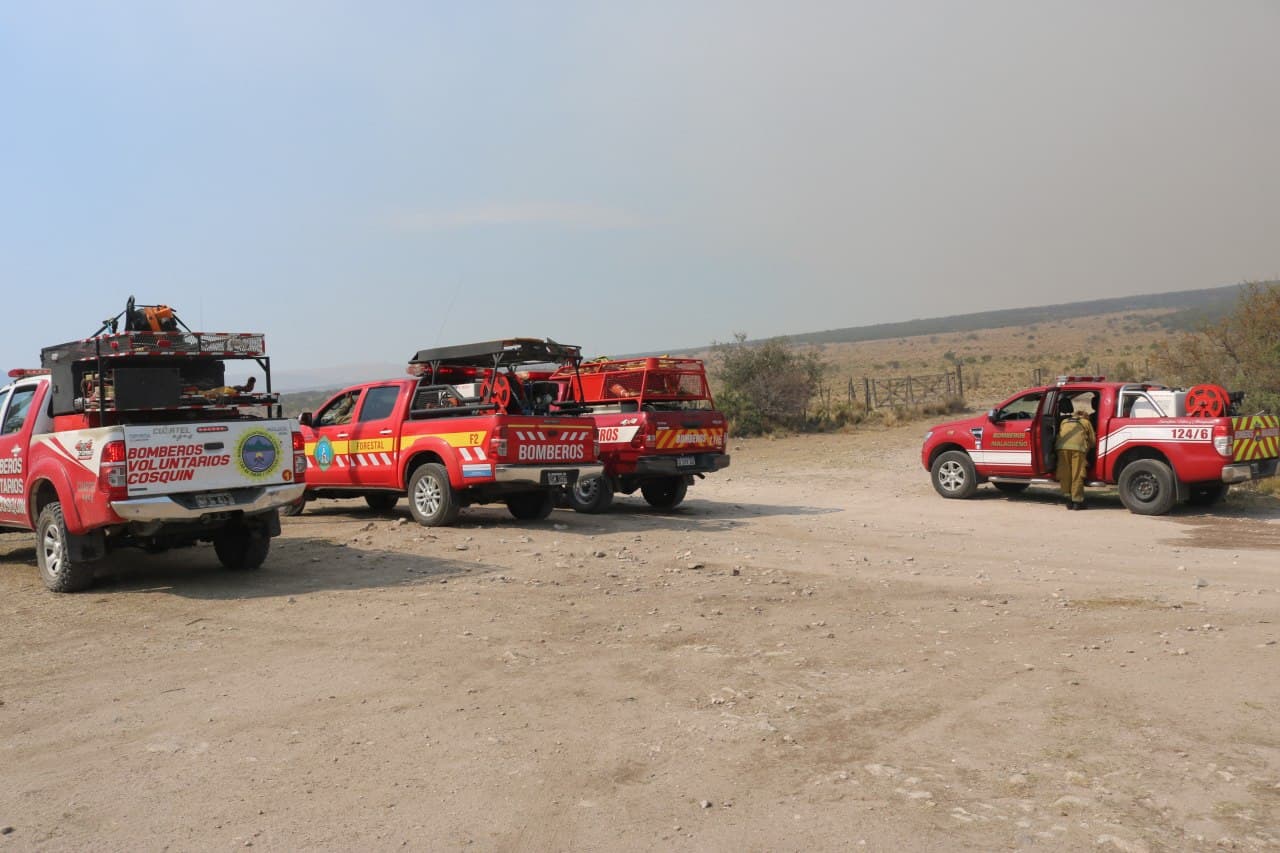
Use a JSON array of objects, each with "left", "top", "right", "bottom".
[
  {"left": 711, "top": 334, "right": 827, "bottom": 435},
  {"left": 1153, "top": 282, "right": 1280, "bottom": 413}
]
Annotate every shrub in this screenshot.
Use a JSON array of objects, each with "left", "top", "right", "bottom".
[
  {"left": 711, "top": 334, "right": 827, "bottom": 435},
  {"left": 1153, "top": 282, "right": 1280, "bottom": 413}
]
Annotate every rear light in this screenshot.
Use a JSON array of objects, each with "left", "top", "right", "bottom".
[
  {"left": 98, "top": 440, "right": 128, "bottom": 501},
  {"left": 489, "top": 426, "right": 508, "bottom": 458},
  {"left": 630, "top": 427, "right": 656, "bottom": 449},
  {"left": 292, "top": 431, "right": 307, "bottom": 478},
  {"left": 1213, "top": 422, "right": 1233, "bottom": 458}
]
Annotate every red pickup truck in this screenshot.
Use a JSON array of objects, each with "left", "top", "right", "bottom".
[
  {"left": 1, "top": 321, "right": 305, "bottom": 592},
  {"left": 921, "top": 376, "right": 1279, "bottom": 514},
  {"left": 538, "top": 356, "right": 730, "bottom": 512},
  {"left": 290, "top": 339, "right": 601, "bottom": 525}
]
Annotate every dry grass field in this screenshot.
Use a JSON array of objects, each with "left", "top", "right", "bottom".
[
  {"left": 684, "top": 308, "right": 1184, "bottom": 416},
  {"left": 807, "top": 308, "right": 1179, "bottom": 404}
]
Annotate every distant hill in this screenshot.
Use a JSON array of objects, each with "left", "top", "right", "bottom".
[{"left": 687, "top": 283, "right": 1257, "bottom": 353}]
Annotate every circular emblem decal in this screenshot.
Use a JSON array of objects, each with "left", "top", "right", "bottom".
[
  {"left": 236, "top": 430, "right": 282, "bottom": 479},
  {"left": 314, "top": 435, "right": 334, "bottom": 471}
]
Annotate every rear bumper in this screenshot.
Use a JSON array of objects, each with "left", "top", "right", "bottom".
[
  {"left": 1221, "top": 458, "right": 1279, "bottom": 484},
  {"left": 635, "top": 452, "right": 730, "bottom": 477},
  {"left": 492, "top": 463, "right": 603, "bottom": 487},
  {"left": 110, "top": 483, "right": 306, "bottom": 522}
]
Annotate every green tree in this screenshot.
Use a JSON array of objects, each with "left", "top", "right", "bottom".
[
  {"left": 711, "top": 334, "right": 826, "bottom": 435},
  {"left": 1153, "top": 282, "right": 1280, "bottom": 413}
]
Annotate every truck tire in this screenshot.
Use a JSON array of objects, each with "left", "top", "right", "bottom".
[
  {"left": 568, "top": 475, "right": 614, "bottom": 514},
  {"left": 408, "top": 463, "right": 460, "bottom": 526},
  {"left": 1187, "top": 482, "right": 1228, "bottom": 507},
  {"left": 36, "top": 503, "right": 95, "bottom": 593},
  {"left": 640, "top": 476, "right": 688, "bottom": 509},
  {"left": 930, "top": 450, "right": 978, "bottom": 499},
  {"left": 1118, "top": 459, "right": 1177, "bottom": 515},
  {"left": 365, "top": 493, "right": 399, "bottom": 513},
  {"left": 213, "top": 524, "right": 271, "bottom": 570},
  {"left": 507, "top": 491, "right": 555, "bottom": 521},
  {"left": 280, "top": 495, "right": 308, "bottom": 517}
]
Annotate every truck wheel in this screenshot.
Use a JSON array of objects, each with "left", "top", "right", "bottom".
[
  {"left": 408, "top": 463, "right": 460, "bottom": 526},
  {"left": 365, "top": 493, "right": 399, "bottom": 513},
  {"left": 1187, "top": 482, "right": 1228, "bottom": 507},
  {"left": 930, "top": 450, "right": 978, "bottom": 499},
  {"left": 36, "top": 503, "right": 95, "bottom": 593},
  {"left": 640, "top": 476, "right": 688, "bottom": 509},
  {"left": 568, "top": 475, "right": 614, "bottom": 513},
  {"left": 507, "top": 491, "right": 555, "bottom": 521},
  {"left": 1118, "top": 459, "right": 1177, "bottom": 515},
  {"left": 213, "top": 524, "right": 271, "bottom": 570}
]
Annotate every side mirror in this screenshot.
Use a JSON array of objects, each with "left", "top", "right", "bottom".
[
  {"left": 986, "top": 409, "right": 997, "bottom": 422},
  {"left": 298, "top": 412, "right": 312, "bottom": 426}
]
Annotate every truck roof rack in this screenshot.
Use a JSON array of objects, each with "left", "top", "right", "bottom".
[
  {"left": 41, "top": 331, "right": 266, "bottom": 364},
  {"left": 38, "top": 331, "right": 277, "bottom": 422},
  {"left": 407, "top": 338, "right": 581, "bottom": 369}
]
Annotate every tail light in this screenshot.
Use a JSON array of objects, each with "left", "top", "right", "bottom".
[
  {"left": 292, "top": 431, "right": 307, "bottom": 479},
  {"left": 631, "top": 427, "right": 656, "bottom": 450},
  {"left": 489, "top": 426, "right": 508, "bottom": 458},
  {"left": 98, "top": 440, "right": 128, "bottom": 501},
  {"left": 1213, "top": 422, "right": 1233, "bottom": 458}
]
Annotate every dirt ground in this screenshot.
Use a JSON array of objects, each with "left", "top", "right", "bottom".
[{"left": 2, "top": 424, "right": 1279, "bottom": 852}]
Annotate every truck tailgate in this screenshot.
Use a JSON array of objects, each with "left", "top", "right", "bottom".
[
  {"left": 502, "top": 419, "right": 595, "bottom": 465},
  {"left": 124, "top": 421, "right": 297, "bottom": 497},
  {"left": 651, "top": 411, "right": 727, "bottom": 452},
  {"left": 1232, "top": 415, "right": 1280, "bottom": 462}
]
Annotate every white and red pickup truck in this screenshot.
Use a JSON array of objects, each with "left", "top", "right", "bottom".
[
  {"left": 1, "top": 326, "right": 305, "bottom": 592},
  {"left": 289, "top": 338, "right": 601, "bottom": 525},
  {"left": 922, "top": 375, "right": 1279, "bottom": 514}
]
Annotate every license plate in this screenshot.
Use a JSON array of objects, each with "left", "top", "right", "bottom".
[
  {"left": 194, "top": 492, "right": 234, "bottom": 509},
  {"left": 676, "top": 456, "right": 697, "bottom": 468},
  {"left": 546, "top": 472, "right": 569, "bottom": 486}
]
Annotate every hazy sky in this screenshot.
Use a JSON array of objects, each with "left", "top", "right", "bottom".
[{"left": 3, "top": 2, "right": 1277, "bottom": 384}]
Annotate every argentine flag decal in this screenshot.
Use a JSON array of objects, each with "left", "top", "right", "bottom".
[{"left": 462, "top": 463, "right": 492, "bottom": 479}]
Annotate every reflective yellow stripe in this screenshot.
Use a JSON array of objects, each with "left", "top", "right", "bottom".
[
  {"left": 305, "top": 439, "right": 350, "bottom": 455},
  {"left": 349, "top": 437, "right": 395, "bottom": 454},
  {"left": 400, "top": 431, "right": 488, "bottom": 450}
]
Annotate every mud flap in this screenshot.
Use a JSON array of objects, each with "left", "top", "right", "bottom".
[
  {"left": 1175, "top": 479, "right": 1189, "bottom": 503},
  {"left": 248, "top": 508, "right": 282, "bottom": 538},
  {"left": 66, "top": 529, "right": 106, "bottom": 563}
]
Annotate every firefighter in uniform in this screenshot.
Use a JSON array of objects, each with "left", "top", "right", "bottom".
[{"left": 1056, "top": 394, "right": 1097, "bottom": 510}]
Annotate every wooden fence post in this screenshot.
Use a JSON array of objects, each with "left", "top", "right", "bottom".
[
  {"left": 956, "top": 364, "right": 964, "bottom": 399},
  {"left": 863, "top": 377, "right": 872, "bottom": 409}
]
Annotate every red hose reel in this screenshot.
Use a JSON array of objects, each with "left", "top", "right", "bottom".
[{"left": 1184, "top": 384, "right": 1230, "bottom": 418}]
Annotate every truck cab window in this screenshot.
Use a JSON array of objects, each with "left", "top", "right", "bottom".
[
  {"left": 994, "top": 392, "right": 1043, "bottom": 421},
  {"left": 359, "top": 386, "right": 401, "bottom": 422},
  {"left": 317, "top": 392, "right": 360, "bottom": 427},
  {"left": 1, "top": 387, "right": 36, "bottom": 435}
]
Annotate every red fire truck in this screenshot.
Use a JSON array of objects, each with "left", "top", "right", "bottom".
[
  {"left": 539, "top": 356, "right": 730, "bottom": 512},
  {"left": 288, "top": 339, "right": 601, "bottom": 525},
  {"left": 921, "top": 376, "right": 1279, "bottom": 514},
  {"left": 0, "top": 303, "right": 305, "bottom": 592}
]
